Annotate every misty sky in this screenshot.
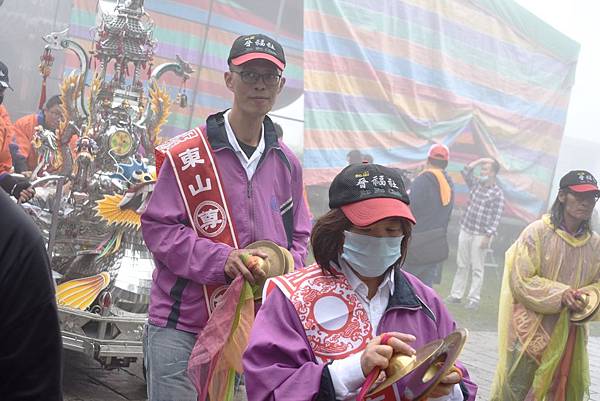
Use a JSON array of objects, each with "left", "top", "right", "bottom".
[{"left": 516, "top": 0, "right": 600, "bottom": 143}]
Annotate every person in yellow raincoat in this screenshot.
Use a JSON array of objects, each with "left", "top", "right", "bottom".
[{"left": 491, "top": 170, "right": 600, "bottom": 401}]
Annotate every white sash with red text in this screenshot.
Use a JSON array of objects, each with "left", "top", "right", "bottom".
[
  {"left": 266, "top": 265, "right": 401, "bottom": 401},
  {"left": 156, "top": 127, "right": 236, "bottom": 316}
]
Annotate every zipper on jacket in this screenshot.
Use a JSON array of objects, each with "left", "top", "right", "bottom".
[
  {"left": 246, "top": 146, "right": 278, "bottom": 244},
  {"left": 247, "top": 178, "right": 254, "bottom": 243}
]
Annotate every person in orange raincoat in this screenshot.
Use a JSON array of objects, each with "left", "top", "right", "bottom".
[
  {"left": 11, "top": 94, "right": 63, "bottom": 174},
  {"left": 0, "top": 61, "right": 35, "bottom": 203},
  {"left": 0, "top": 60, "right": 14, "bottom": 173},
  {"left": 0, "top": 103, "right": 13, "bottom": 174}
]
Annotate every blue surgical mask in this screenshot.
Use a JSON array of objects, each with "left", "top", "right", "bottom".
[{"left": 341, "top": 231, "right": 403, "bottom": 277}]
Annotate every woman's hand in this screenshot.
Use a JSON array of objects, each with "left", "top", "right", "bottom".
[
  {"left": 426, "top": 368, "right": 462, "bottom": 398},
  {"left": 360, "top": 332, "right": 416, "bottom": 377}
]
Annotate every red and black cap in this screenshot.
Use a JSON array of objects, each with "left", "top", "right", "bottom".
[
  {"left": 228, "top": 34, "right": 286, "bottom": 71},
  {"left": 329, "top": 163, "right": 416, "bottom": 227},
  {"left": 559, "top": 170, "right": 599, "bottom": 194}
]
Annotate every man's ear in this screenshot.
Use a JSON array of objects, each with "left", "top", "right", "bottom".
[
  {"left": 277, "top": 76, "right": 286, "bottom": 94},
  {"left": 224, "top": 71, "right": 234, "bottom": 92}
]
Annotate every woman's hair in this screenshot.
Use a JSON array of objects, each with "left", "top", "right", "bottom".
[
  {"left": 311, "top": 208, "right": 413, "bottom": 274},
  {"left": 549, "top": 189, "right": 591, "bottom": 233}
]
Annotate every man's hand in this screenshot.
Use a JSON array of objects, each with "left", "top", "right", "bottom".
[
  {"left": 426, "top": 368, "right": 462, "bottom": 398},
  {"left": 562, "top": 289, "right": 587, "bottom": 312},
  {"left": 479, "top": 236, "right": 492, "bottom": 249},
  {"left": 17, "top": 186, "right": 35, "bottom": 203},
  {"left": 224, "top": 248, "right": 268, "bottom": 284},
  {"left": 467, "top": 157, "right": 494, "bottom": 169},
  {"left": 0, "top": 174, "right": 35, "bottom": 203},
  {"left": 478, "top": 157, "right": 495, "bottom": 165},
  {"left": 360, "top": 332, "right": 416, "bottom": 377}
]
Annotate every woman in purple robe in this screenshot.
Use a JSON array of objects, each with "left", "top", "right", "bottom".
[{"left": 243, "top": 163, "right": 477, "bottom": 401}]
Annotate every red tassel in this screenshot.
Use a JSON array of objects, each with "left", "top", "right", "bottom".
[{"left": 38, "top": 79, "right": 47, "bottom": 110}]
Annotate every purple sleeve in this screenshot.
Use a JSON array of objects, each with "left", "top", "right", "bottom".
[
  {"left": 141, "top": 158, "right": 233, "bottom": 285},
  {"left": 287, "top": 148, "right": 311, "bottom": 268},
  {"left": 243, "top": 287, "right": 326, "bottom": 401},
  {"left": 431, "top": 293, "right": 478, "bottom": 400}
]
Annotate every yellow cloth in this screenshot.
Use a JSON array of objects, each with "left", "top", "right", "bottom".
[
  {"left": 422, "top": 168, "right": 452, "bottom": 206},
  {"left": 491, "top": 215, "right": 600, "bottom": 401}
]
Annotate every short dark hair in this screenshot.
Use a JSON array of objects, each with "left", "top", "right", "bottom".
[
  {"left": 311, "top": 208, "right": 413, "bottom": 274},
  {"left": 428, "top": 157, "right": 448, "bottom": 169},
  {"left": 44, "top": 95, "right": 61, "bottom": 110}
]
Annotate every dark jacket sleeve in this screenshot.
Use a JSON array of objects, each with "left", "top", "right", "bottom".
[{"left": 0, "top": 190, "right": 63, "bottom": 401}]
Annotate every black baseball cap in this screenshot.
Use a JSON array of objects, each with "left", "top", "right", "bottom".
[
  {"left": 0, "top": 61, "right": 13, "bottom": 91},
  {"left": 559, "top": 170, "right": 600, "bottom": 194},
  {"left": 329, "top": 163, "right": 415, "bottom": 226},
  {"left": 228, "top": 34, "right": 286, "bottom": 71}
]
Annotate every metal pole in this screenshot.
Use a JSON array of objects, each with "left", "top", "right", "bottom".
[
  {"left": 275, "top": 0, "right": 287, "bottom": 41},
  {"left": 185, "top": 0, "right": 215, "bottom": 130},
  {"left": 47, "top": 176, "right": 65, "bottom": 258}
]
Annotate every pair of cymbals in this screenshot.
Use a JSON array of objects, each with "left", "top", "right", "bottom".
[
  {"left": 246, "top": 240, "right": 294, "bottom": 300},
  {"left": 368, "top": 329, "right": 468, "bottom": 399},
  {"left": 570, "top": 287, "right": 600, "bottom": 323}
]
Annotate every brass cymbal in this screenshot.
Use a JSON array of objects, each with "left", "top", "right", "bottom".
[
  {"left": 279, "top": 246, "right": 295, "bottom": 274},
  {"left": 368, "top": 328, "right": 468, "bottom": 398},
  {"left": 246, "top": 240, "right": 288, "bottom": 300},
  {"left": 570, "top": 287, "right": 600, "bottom": 323},
  {"left": 368, "top": 338, "right": 444, "bottom": 395}
]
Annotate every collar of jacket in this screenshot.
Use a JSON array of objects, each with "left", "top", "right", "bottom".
[
  {"left": 205, "top": 109, "right": 280, "bottom": 153},
  {"left": 388, "top": 268, "right": 436, "bottom": 322}
]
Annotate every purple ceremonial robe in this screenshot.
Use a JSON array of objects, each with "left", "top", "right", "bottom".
[{"left": 243, "top": 269, "right": 477, "bottom": 401}]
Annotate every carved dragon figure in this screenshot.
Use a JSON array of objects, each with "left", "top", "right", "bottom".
[
  {"left": 43, "top": 29, "right": 90, "bottom": 119},
  {"left": 136, "top": 55, "right": 194, "bottom": 149}
]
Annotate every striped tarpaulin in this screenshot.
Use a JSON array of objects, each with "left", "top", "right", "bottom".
[{"left": 303, "top": 0, "right": 580, "bottom": 222}]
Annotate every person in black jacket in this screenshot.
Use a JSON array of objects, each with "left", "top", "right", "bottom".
[
  {"left": 403, "top": 144, "right": 454, "bottom": 286},
  {"left": 0, "top": 189, "right": 63, "bottom": 401}
]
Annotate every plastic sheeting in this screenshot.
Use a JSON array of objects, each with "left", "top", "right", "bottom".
[
  {"left": 303, "top": 0, "right": 580, "bottom": 222},
  {"left": 1, "top": 0, "right": 582, "bottom": 222}
]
